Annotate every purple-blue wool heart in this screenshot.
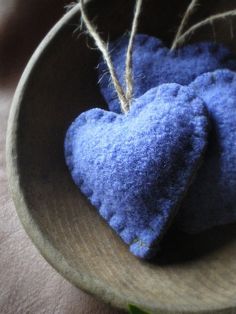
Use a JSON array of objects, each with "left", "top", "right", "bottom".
[
  {"left": 98, "top": 34, "right": 236, "bottom": 113},
  {"left": 176, "top": 69, "right": 236, "bottom": 233},
  {"left": 64, "top": 84, "right": 208, "bottom": 259},
  {"left": 98, "top": 33, "right": 236, "bottom": 233}
]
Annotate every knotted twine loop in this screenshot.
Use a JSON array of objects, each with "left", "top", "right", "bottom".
[
  {"left": 80, "top": 0, "right": 236, "bottom": 112},
  {"left": 80, "top": 0, "right": 143, "bottom": 114}
]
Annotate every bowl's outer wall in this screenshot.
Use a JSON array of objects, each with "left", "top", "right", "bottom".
[{"left": 7, "top": 0, "right": 236, "bottom": 313}]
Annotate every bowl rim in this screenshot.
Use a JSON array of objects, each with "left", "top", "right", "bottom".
[
  {"left": 6, "top": 2, "right": 129, "bottom": 312},
  {"left": 6, "top": 2, "right": 236, "bottom": 314}
]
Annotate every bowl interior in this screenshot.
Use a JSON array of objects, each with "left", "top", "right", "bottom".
[{"left": 9, "top": 0, "right": 236, "bottom": 313}]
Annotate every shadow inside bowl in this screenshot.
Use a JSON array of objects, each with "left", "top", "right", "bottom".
[{"left": 154, "top": 224, "right": 236, "bottom": 266}]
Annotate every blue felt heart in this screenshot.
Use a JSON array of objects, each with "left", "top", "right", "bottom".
[
  {"left": 176, "top": 69, "right": 236, "bottom": 233},
  {"left": 98, "top": 34, "right": 236, "bottom": 113},
  {"left": 65, "top": 83, "right": 208, "bottom": 259}
]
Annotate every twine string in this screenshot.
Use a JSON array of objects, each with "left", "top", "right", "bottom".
[
  {"left": 173, "top": 9, "right": 236, "bottom": 49},
  {"left": 171, "top": 0, "right": 199, "bottom": 50},
  {"left": 125, "top": 0, "right": 143, "bottom": 105},
  {"left": 80, "top": 0, "right": 235, "bottom": 111},
  {"left": 80, "top": 0, "right": 128, "bottom": 112},
  {"left": 80, "top": 0, "right": 142, "bottom": 113}
]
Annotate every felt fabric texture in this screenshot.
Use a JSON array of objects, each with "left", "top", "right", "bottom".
[
  {"left": 98, "top": 34, "right": 236, "bottom": 113},
  {"left": 64, "top": 83, "right": 208, "bottom": 259},
  {"left": 176, "top": 69, "right": 236, "bottom": 233}
]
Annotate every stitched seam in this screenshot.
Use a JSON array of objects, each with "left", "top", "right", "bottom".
[{"left": 72, "top": 88, "right": 208, "bottom": 252}]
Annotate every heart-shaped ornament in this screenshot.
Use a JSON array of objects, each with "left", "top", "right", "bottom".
[
  {"left": 176, "top": 69, "right": 236, "bottom": 233},
  {"left": 65, "top": 83, "right": 208, "bottom": 258},
  {"left": 98, "top": 34, "right": 236, "bottom": 113}
]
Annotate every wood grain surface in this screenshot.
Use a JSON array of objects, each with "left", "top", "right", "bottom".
[
  {"left": 0, "top": 88, "right": 125, "bottom": 314},
  {"left": 6, "top": 1, "right": 236, "bottom": 313}
]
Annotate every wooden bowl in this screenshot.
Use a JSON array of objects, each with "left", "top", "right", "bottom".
[{"left": 7, "top": 1, "right": 236, "bottom": 313}]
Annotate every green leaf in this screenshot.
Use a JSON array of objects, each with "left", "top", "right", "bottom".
[{"left": 128, "top": 304, "right": 151, "bottom": 314}]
